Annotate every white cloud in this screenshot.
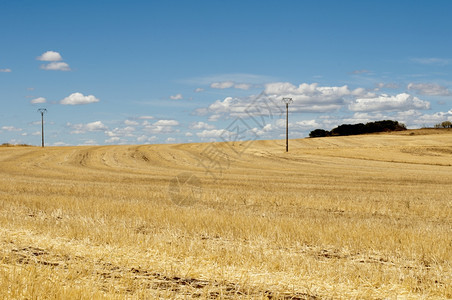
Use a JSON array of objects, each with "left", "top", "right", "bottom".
[
  {"left": 198, "top": 82, "right": 368, "bottom": 121},
  {"left": 166, "top": 137, "right": 176, "bottom": 143},
  {"left": 170, "top": 93, "right": 183, "bottom": 100},
  {"left": 264, "top": 82, "right": 374, "bottom": 113},
  {"left": 195, "top": 92, "right": 284, "bottom": 121},
  {"left": 1, "top": 126, "right": 22, "bottom": 132},
  {"left": 153, "top": 120, "right": 179, "bottom": 126},
  {"left": 395, "top": 109, "right": 452, "bottom": 128},
  {"left": 342, "top": 112, "right": 385, "bottom": 124},
  {"left": 208, "top": 114, "right": 222, "bottom": 122},
  {"left": 210, "top": 81, "right": 252, "bottom": 90},
  {"left": 105, "top": 137, "right": 122, "bottom": 144},
  {"left": 349, "top": 93, "right": 430, "bottom": 112},
  {"left": 293, "top": 119, "right": 321, "bottom": 129},
  {"left": 211, "top": 81, "right": 235, "bottom": 89},
  {"left": 37, "top": 51, "right": 63, "bottom": 61},
  {"left": 68, "top": 121, "right": 107, "bottom": 134},
  {"left": 40, "top": 62, "right": 71, "bottom": 71},
  {"left": 194, "top": 88, "right": 204, "bottom": 93},
  {"left": 138, "top": 116, "right": 154, "bottom": 120},
  {"left": 196, "top": 129, "right": 228, "bottom": 138},
  {"left": 407, "top": 83, "right": 451, "bottom": 96},
  {"left": 144, "top": 119, "right": 179, "bottom": 134},
  {"left": 0, "top": 68, "right": 11, "bottom": 72},
  {"left": 31, "top": 97, "right": 46, "bottom": 104},
  {"left": 376, "top": 82, "right": 399, "bottom": 90},
  {"left": 60, "top": 92, "right": 99, "bottom": 105},
  {"left": 105, "top": 126, "right": 135, "bottom": 138},
  {"left": 185, "top": 132, "right": 193, "bottom": 137},
  {"left": 234, "top": 83, "right": 252, "bottom": 90},
  {"left": 124, "top": 120, "right": 139, "bottom": 126},
  {"left": 250, "top": 123, "right": 276, "bottom": 137},
  {"left": 410, "top": 57, "right": 451, "bottom": 66},
  {"left": 190, "top": 121, "right": 215, "bottom": 130},
  {"left": 137, "top": 135, "right": 157, "bottom": 143},
  {"left": 266, "top": 82, "right": 363, "bottom": 102}
]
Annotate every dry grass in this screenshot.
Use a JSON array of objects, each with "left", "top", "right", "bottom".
[{"left": 0, "top": 129, "right": 451, "bottom": 299}]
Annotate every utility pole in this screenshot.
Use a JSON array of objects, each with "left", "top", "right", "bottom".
[
  {"left": 282, "top": 98, "right": 293, "bottom": 152},
  {"left": 38, "top": 108, "right": 47, "bottom": 147}
]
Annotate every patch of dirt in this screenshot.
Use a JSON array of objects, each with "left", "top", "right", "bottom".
[{"left": 4, "top": 245, "right": 318, "bottom": 299}]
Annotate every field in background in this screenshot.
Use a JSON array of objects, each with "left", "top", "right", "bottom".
[{"left": 0, "top": 129, "right": 451, "bottom": 299}]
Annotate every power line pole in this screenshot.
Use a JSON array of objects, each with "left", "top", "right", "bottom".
[
  {"left": 38, "top": 108, "right": 47, "bottom": 147},
  {"left": 282, "top": 98, "right": 293, "bottom": 152}
]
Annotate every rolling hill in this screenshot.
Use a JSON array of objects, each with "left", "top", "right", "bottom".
[{"left": 0, "top": 129, "right": 451, "bottom": 298}]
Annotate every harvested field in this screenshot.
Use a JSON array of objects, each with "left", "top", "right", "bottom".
[{"left": 0, "top": 129, "right": 451, "bottom": 299}]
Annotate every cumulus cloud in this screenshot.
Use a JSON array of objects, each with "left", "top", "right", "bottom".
[
  {"left": 137, "top": 135, "right": 157, "bottom": 143},
  {"left": 264, "top": 82, "right": 374, "bottom": 113},
  {"left": 349, "top": 93, "right": 430, "bottom": 112},
  {"left": 105, "top": 126, "right": 135, "bottom": 138},
  {"left": 170, "top": 93, "right": 183, "bottom": 100},
  {"left": 37, "top": 51, "right": 71, "bottom": 71},
  {"left": 105, "top": 137, "right": 123, "bottom": 144},
  {"left": 196, "top": 129, "right": 228, "bottom": 139},
  {"left": 37, "top": 51, "right": 63, "bottom": 61},
  {"left": 342, "top": 112, "right": 385, "bottom": 124},
  {"left": 60, "top": 92, "right": 99, "bottom": 105},
  {"left": 194, "top": 88, "right": 204, "bottom": 93},
  {"left": 154, "top": 120, "right": 179, "bottom": 126},
  {"left": 68, "top": 121, "right": 107, "bottom": 134},
  {"left": 407, "top": 83, "right": 451, "bottom": 96},
  {"left": 195, "top": 91, "right": 285, "bottom": 121},
  {"left": 40, "top": 62, "right": 71, "bottom": 71},
  {"left": 190, "top": 121, "right": 215, "bottom": 130},
  {"left": 1, "top": 126, "right": 22, "bottom": 132},
  {"left": 0, "top": 68, "right": 11, "bottom": 72},
  {"left": 144, "top": 119, "right": 179, "bottom": 134},
  {"left": 124, "top": 120, "right": 139, "bottom": 126},
  {"left": 30, "top": 97, "right": 46, "bottom": 104},
  {"left": 396, "top": 109, "right": 452, "bottom": 128}
]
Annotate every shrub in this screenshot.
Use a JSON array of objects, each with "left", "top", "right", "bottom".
[
  {"left": 309, "top": 129, "right": 330, "bottom": 138},
  {"left": 441, "top": 121, "right": 452, "bottom": 128}
]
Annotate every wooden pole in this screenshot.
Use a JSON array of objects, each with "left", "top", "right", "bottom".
[
  {"left": 286, "top": 102, "right": 288, "bottom": 152},
  {"left": 41, "top": 111, "right": 44, "bottom": 147}
]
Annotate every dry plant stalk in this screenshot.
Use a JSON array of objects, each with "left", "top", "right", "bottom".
[{"left": 0, "top": 129, "right": 451, "bottom": 299}]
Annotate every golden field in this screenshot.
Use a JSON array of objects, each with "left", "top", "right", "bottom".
[{"left": 0, "top": 129, "right": 451, "bottom": 299}]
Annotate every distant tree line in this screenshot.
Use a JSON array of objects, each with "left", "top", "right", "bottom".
[
  {"left": 434, "top": 121, "right": 452, "bottom": 128},
  {"left": 1, "top": 143, "right": 32, "bottom": 147},
  {"left": 309, "top": 120, "right": 407, "bottom": 138}
]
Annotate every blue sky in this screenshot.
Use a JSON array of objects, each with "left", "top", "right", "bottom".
[{"left": 1, "top": 0, "right": 452, "bottom": 146}]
